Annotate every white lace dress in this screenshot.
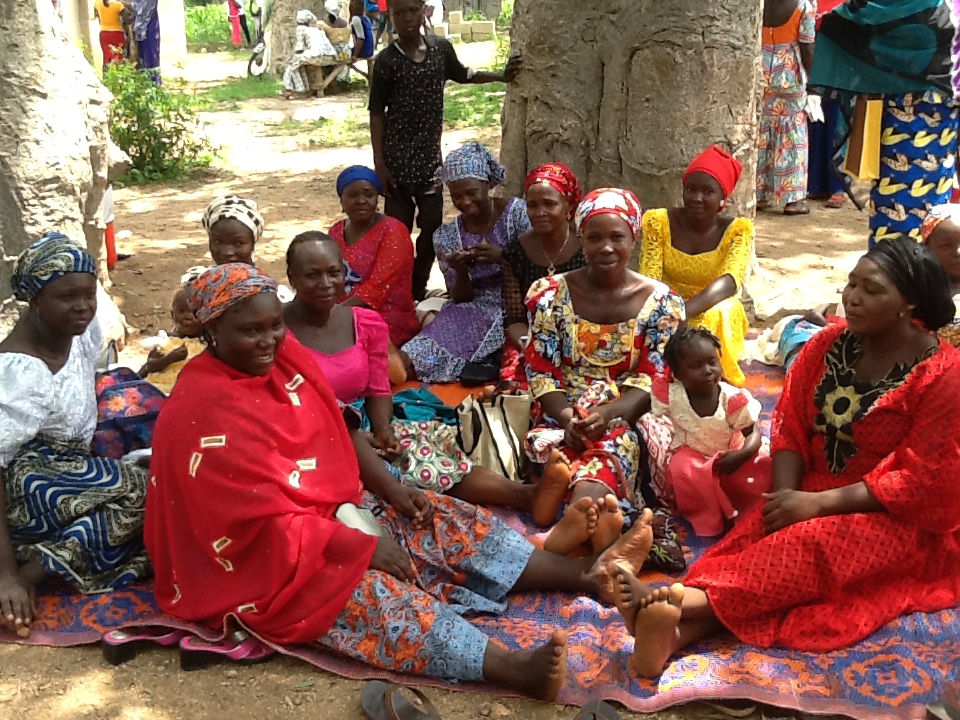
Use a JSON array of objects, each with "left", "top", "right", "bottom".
[{"left": 1, "top": 321, "right": 150, "bottom": 593}]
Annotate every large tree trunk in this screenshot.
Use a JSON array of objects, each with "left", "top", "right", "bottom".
[
  {"left": 269, "top": 0, "right": 330, "bottom": 74},
  {"left": 500, "top": 0, "right": 763, "bottom": 217},
  {"left": 0, "top": 0, "right": 111, "bottom": 300}
]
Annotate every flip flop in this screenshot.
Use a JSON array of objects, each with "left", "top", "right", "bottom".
[
  {"left": 928, "top": 701, "right": 960, "bottom": 720},
  {"left": 360, "top": 680, "right": 443, "bottom": 720},
  {"left": 825, "top": 192, "right": 847, "bottom": 209},
  {"left": 179, "top": 631, "right": 275, "bottom": 671},
  {"left": 576, "top": 700, "right": 621, "bottom": 720},
  {"left": 703, "top": 700, "right": 757, "bottom": 717},
  {"left": 101, "top": 628, "right": 188, "bottom": 666},
  {"left": 782, "top": 202, "right": 810, "bottom": 216}
]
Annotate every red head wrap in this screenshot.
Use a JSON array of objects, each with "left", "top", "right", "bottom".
[
  {"left": 523, "top": 162, "right": 583, "bottom": 219},
  {"left": 683, "top": 145, "right": 743, "bottom": 198}
]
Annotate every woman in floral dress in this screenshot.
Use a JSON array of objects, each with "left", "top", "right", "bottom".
[{"left": 524, "top": 188, "right": 685, "bottom": 558}]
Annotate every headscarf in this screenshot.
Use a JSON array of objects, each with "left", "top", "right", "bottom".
[
  {"left": 202, "top": 196, "right": 265, "bottom": 243},
  {"left": 574, "top": 188, "right": 643, "bottom": 239},
  {"left": 683, "top": 145, "right": 744, "bottom": 198},
  {"left": 10, "top": 232, "right": 97, "bottom": 301},
  {"left": 920, "top": 203, "right": 960, "bottom": 243},
  {"left": 438, "top": 143, "right": 506, "bottom": 187},
  {"left": 336, "top": 166, "right": 383, "bottom": 197},
  {"left": 811, "top": 0, "right": 954, "bottom": 95},
  {"left": 864, "top": 237, "right": 955, "bottom": 331},
  {"left": 523, "top": 162, "right": 583, "bottom": 218},
  {"left": 296, "top": 9, "right": 317, "bottom": 24},
  {"left": 187, "top": 263, "right": 279, "bottom": 326}
]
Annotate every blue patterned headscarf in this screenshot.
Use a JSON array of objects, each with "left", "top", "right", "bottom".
[
  {"left": 336, "top": 166, "right": 383, "bottom": 196},
  {"left": 10, "top": 232, "right": 97, "bottom": 301},
  {"left": 438, "top": 143, "right": 506, "bottom": 187}
]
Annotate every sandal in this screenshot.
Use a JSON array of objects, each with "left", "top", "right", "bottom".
[
  {"left": 783, "top": 201, "right": 810, "bottom": 216},
  {"left": 361, "top": 680, "right": 443, "bottom": 720},
  {"left": 179, "top": 630, "right": 275, "bottom": 671},
  {"left": 101, "top": 627, "right": 188, "bottom": 666},
  {"left": 825, "top": 191, "right": 847, "bottom": 209},
  {"left": 928, "top": 702, "right": 960, "bottom": 720},
  {"left": 576, "top": 700, "right": 621, "bottom": 720},
  {"left": 702, "top": 700, "right": 757, "bottom": 717}
]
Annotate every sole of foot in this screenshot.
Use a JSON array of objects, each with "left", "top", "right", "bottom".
[
  {"left": 631, "top": 583, "right": 684, "bottom": 678},
  {"left": 544, "top": 496, "right": 598, "bottom": 555},
  {"left": 532, "top": 449, "right": 573, "bottom": 526},
  {"left": 589, "top": 507, "right": 654, "bottom": 601},
  {"left": 591, "top": 494, "right": 624, "bottom": 555},
  {"left": 613, "top": 565, "right": 649, "bottom": 635}
]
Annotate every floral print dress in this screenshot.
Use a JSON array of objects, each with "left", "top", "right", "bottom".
[{"left": 523, "top": 275, "right": 684, "bottom": 503}]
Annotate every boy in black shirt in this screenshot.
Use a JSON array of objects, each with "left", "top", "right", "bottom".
[{"left": 369, "top": 0, "right": 521, "bottom": 300}]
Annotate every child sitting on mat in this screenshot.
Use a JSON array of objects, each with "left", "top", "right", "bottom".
[
  {"left": 652, "top": 327, "right": 772, "bottom": 537},
  {"left": 139, "top": 285, "right": 206, "bottom": 395}
]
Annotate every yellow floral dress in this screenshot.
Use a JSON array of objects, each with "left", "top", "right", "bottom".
[{"left": 640, "top": 208, "right": 754, "bottom": 386}]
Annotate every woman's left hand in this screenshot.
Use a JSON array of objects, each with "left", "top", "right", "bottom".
[
  {"left": 571, "top": 410, "right": 608, "bottom": 443},
  {"left": 471, "top": 243, "right": 502, "bottom": 265},
  {"left": 762, "top": 489, "right": 823, "bottom": 534},
  {"left": 370, "top": 429, "right": 402, "bottom": 462},
  {"left": 388, "top": 485, "right": 434, "bottom": 529}
]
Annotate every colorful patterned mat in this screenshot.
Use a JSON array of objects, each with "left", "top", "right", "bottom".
[{"left": 2, "top": 363, "right": 957, "bottom": 720}]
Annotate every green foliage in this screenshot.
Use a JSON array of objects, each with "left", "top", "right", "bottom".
[
  {"left": 194, "top": 75, "right": 283, "bottom": 107},
  {"left": 185, "top": 4, "right": 232, "bottom": 51},
  {"left": 103, "top": 62, "right": 214, "bottom": 184},
  {"left": 497, "top": 0, "right": 514, "bottom": 28},
  {"left": 494, "top": 31, "right": 510, "bottom": 66},
  {"left": 465, "top": 10, "right": 485, "bottom": 21},
  {"left": 444, "top": 82, "right": 505, "bottom": 129}
]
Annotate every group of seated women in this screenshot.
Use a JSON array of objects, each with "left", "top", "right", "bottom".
[{"left": 2, "top": 144, "right": 960, "bottom": 698}]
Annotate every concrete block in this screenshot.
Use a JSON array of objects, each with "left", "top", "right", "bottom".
[
  {"left": 447, "top": 22, "right": 469, "bottom": 36},
  {"left": 447, "top": 11, "right": 464, "bottom": 24},
  {"left": 471, "top": 20, "right": 495, "bottom": 34},
  {"left": 448, "top": 33, "right": 463, "bottom": 43},
  {"left": 432, "top": 23, "right": 450, "bottom": 37},
  {"left": 471, "top": 32, "right": 493, "bottom": 41}
]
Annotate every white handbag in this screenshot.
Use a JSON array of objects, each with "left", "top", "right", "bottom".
[{"left": 457, "top": 389, "right": 532, "bottom": 482}]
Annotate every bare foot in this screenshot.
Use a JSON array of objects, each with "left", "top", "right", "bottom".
[
  {"left": 631, "top": 583, "right": 684, "bottom": 678},
  {"left": 613, "top": 565, "right": 651, "bottom": 636},
  {"left": 532, "top": 449, "right": 573, "bottom": 526},
  {"left": 591, "top": 494, "right": 624, "bottom": 555},
  {"left": 544, "top": 497, "right": 598, "bottom": 555},
  {"left": 588, "top": 508, "right": 654, "bottom": 601},
  {"left": 506, "top": 630, "right": 569, "bottom": 701}
]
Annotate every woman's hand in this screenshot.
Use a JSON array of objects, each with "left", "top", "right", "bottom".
[
  {"left": 563, "top": 423, "right": 587, "bottom": 452},
  {"left": 472, "top": 242, "right": 502, "bottom": 265},
  {"left": 448, "top": 250, "right": 473, "bottom": 273},
  {"left": 762, "top": 489, "right": 823, "bottom": 534},
  {"left": 0, "top": 572, "right": 34, "bottom": 636},
  {"left": 387, "top": 484, "right": 434, "bottom": 529},
  {"left": 573, "top": 410, "right": 609, "bottom": 443},
  {"left": 369, "top": 536, "right": 415, "bottom": 582},
  {"left": 370, "top": 429, "right": 402, "bottom": 462}
]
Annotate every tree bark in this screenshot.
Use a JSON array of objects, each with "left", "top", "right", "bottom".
[
  {"left": 0, "top": 0, "right": 111, "bottom": 298},
  {"left": 500, "top": 0, "right": 763, "bottom": 217}
]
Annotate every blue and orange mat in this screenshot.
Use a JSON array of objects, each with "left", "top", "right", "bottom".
[{"left": 2, "top": 363, "right": 956, "bottom": 720}]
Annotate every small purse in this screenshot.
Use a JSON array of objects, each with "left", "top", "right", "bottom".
[{"left": 335, "top": 503, "right": 383, "bottom": 537}]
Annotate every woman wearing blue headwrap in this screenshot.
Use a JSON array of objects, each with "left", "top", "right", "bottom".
[
  {"left": 328, "top": 165, "right": 421, "bottom": 348},
  {"left": 400, "top": 143, "right": 530, "bottom": 383},
  {"left": 0, "top": 234, "right": 150, "bottom": 637}
]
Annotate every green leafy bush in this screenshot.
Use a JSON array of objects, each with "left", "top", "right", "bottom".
[
  {"left": 497, "top": 0, "right": 514, "bottom": 28},
  {"left": 465, "top": 10, "right": 485, "bottom": 21},
  {"left": 185, "top": 3, "right": 232, "bottom": 51},
  {"left": 103, "top": 62, "right": 214, "bottom": 184}
]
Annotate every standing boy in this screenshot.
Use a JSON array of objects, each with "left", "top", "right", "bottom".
[{"left": 369, "top": 0, "right": 521, "bottom": 300}]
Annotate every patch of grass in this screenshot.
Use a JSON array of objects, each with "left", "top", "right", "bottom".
[
  {"left": 193, "top": 75, "right": 282, "bottom": 107},
  {"left": 262, "top": 116, "right": 370, "bottom": 148},
  {"left": 185, "top": 4, "right": 233, "bottom": 52},
  {"left": 444, "top": 82, "right": 506, "bottom": 129}
]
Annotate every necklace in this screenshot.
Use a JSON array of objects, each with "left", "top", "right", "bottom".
[{"left": 541, "top": 229, "right": 571, "bottom": 275}]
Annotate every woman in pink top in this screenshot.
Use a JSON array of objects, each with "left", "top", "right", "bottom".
[{"left": 283, "top": 231, "right": 542, "bottom": 510}]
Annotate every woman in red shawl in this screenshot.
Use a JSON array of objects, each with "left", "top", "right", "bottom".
[
  {"left": 614, "top": 238, "right": 960, "bottom": 678},
  {"left": 146, "top": 264, "right": 655, "bottom": 699}
]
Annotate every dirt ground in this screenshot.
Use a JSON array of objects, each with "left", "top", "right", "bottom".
[{"left": 0, "top": 50, "right": 869, "bottom": 720}]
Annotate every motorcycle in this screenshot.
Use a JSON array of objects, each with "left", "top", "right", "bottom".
[{"left": 247, "top": 0, "right": 270, "bottom": 77}]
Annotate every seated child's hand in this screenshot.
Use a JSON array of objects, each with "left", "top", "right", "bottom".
[{"left": 716, "top": 449, "right": 750, "bottom": 475}]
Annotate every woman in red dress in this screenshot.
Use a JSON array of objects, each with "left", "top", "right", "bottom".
[
  {"left": 614, "top": 237, "right": 960, "bottom": 677},
  {"left": 328, "top": 166, "right": 421, "bottom": 348}
]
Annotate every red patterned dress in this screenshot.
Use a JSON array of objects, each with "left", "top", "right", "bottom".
[
  {"left": 685, "top": 323, "right": 960, "bottom": 650},
  {"left": 329, "top": 217, "right": 421, "bottom": 347}
]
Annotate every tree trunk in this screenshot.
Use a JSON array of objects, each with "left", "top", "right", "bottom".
[
  {"left": 269, "top": 0, "right": 330, "bottom": 74},
  {"left": 500, "top": 0, "right": 763, "bottom": 217},
  {"left": 0, "top": 0, "right": 111, "bottom": 299}
]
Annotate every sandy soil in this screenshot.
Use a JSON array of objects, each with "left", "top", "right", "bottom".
[{"left": 0, "top": 50, "right": 867, "bottom": 720}]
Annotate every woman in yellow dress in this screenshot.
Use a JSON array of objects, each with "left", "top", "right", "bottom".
[{"left": 639, "top": 145, "right": 753, "bottom": 386}]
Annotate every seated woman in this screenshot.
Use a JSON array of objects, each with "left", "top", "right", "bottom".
[
  {"left": 501, "top": 162, "right": 587, "bottom": 383},
  {"left": 639, "top": 145, "right": 753, "bottom": 386},
  {"left": 0, "top": 234, "right": 150, "bottom": 637},
  {"left": 921, "top": 203, "right": 960, "bottom": 346},
  {"left": 328, "top": 166, "right": 421, "bottom": 347},
  {"left": 146, "top": 263, "right": 656, "bottom": 698},
  {"left": 201, "top": 194, "right": 293, "bottom": 302},
  {"left": 401, "top": 143, "right": 530, "bottom": 383},
  {"left": 285, "top": 232, "right": 538, "bottom": 509},
  {"left": 525, "top": 188, "right": 684, "bottom": 557},
  {"left": 614, "top": 237, "right": 960, "bottom": 678},
  {"left": 281, "top": 9, "right": 350, "bottom": 98}
]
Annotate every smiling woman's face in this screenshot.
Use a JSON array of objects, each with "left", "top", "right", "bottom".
[
  {"left": 580, "top": 213, "right": 635, "bottom": 274},
  {"left": 287, "top": 240, "right": 345, "bottom": 312},
  {"left": 207, "top": 293, "right": 286, "bottom": 376}
]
